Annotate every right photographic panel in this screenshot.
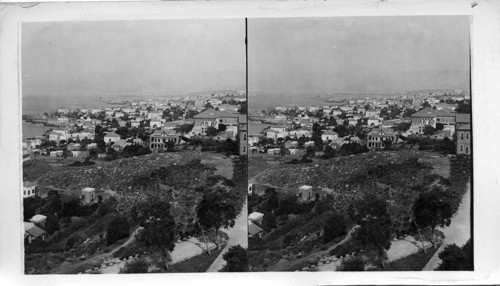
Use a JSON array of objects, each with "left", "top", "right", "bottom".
[{"left": 247, "top": 16, "right": 472, "bottom": 272}]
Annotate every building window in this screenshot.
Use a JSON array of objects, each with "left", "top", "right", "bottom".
[
  {"left": 465, "top": 146, "right": 469, "bottom": 154},
  {"left": 243, "top": 146, "right": 246, "bottom": 153},
  {"left": 460, "top": 132, "right": 464, "bottom": 140},
  {"left": 466, "top": 132, "right": 469, "bottom": 140},
  {"left": 460, "top": 144, "right": 464, "bottom": 152}
]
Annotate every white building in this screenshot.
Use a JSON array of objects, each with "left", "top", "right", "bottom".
[
  {"left": 321, "top": 130, "right": 338, "bottom": 142},
  {"left": 23, "top": 181, "right": 36, "bottom": 198},
  {"left": 248, "top": 212, "right": 264, "bottom": 224},
  {"left": 104, "top": 132, "right": 121, "bottom": 143},
  {"left": 82, "top": 187, "right": 97, "bottom": 204},
  {"left": 30, "top": 214, "right": 47, "bottom": 228}
]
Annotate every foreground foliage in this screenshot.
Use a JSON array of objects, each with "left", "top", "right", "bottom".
[
  {"left": 437, "top": 239, "right": 473, "bottom": 271},
  {"left": 222, "top": 245, "right": 248, "bottom": 272}
]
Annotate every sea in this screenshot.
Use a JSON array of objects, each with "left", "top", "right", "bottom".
[
  {"left": 247, "top": 90, "right": 402, "bottom": 111},
  {"left": 248, "top": 93, "right": 328, "bottom": 111},
  {"left": 22, "top": 122, "right": 52, "bottom": 139},
  {"left": 22, "top": 94, "right": 119, "bottom": 115},
  {"left": 22, "top": 94, "right": 120, "bottom": 139}
]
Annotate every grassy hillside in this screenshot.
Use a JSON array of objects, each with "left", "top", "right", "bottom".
[{"left": 249, "top": 150, "right": 454, "bottom": 271}]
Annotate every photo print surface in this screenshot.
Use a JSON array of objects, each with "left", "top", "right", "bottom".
[
  {"left": 247, "top": 16, "right": 472, "bottom": 272},
  {"left": 21, "top": 19, "right": 248, "bottom": 274}
]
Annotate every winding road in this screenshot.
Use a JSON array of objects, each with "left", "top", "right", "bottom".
[
  {"left": 422, "top": 183, "right": 471, "bottom": 270},
  {"left": 206, "top": 199, "right": 248, "bottom": 272}
]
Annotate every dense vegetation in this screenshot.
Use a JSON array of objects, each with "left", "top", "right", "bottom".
[
  {"left": 24, "top": 152, "right": 246, "bottom": 274},
  {"left": 437, "top": 239, "right": 473, "bottom": 271},
  {"left": 249, "top": 150, "right": 471, "bottom": 272}
]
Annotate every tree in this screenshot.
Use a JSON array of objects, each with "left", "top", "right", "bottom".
[
  {"left": 383, "top": 139, "right": 393, "bottom": 151},
  {"left": 121, "top": 144, "right": 152, "bottom": 158},
  {"left": 423, "top": 125, "right": 436, "bottom": 136},
  {"left": 205, "top": 126, "right": 219, "bottom": 137},
  {"left": 456, "top": 101, "right": 471, "bottom": 113},
  {"left": 323, "top": 213, "right": 347, "bottom": 243},
  {"left": 176, "top": 123, "right": 194, "bottom": 134},
  {"left": 394, "top": 122, "right": 411, "bottom": 132},
  {"left": 349, "top": 194, "right": 392, "bottom": 269},
  {"left": 45, "top": 192, "right": 63, "bottom": 215},
  {"left": 437, "top": 239, "right": 472, "bottom": 270},
  {"left": 261, "top": 212, "right": 277, "bottom": 231},
  {"left": 166, "top": 140, "right": 175, "bottom": 152},
  {"left": 185, "top": 110, "right": 198, "bottom": 119},
  {"left": 263, "top": 191, "right": 280, "bottom": 212},
  {"left": 106, "top": 215, "right": 130, "bottom": 246},
  {"left": 44, "top": 214, "right": 60, "bottom": 234},
  {"left": 339, "top": 142, "right": 368, "bottom": 156},
  {"left": 422, "top": 101, "right": 431, "bottom": 108},
  {"left": 338, "top": 256, "right": 365, "bottom": 271},
  {"left": 275, "top": 196, "right": 300, "bottom": 215},
  {"left": 111, "top": 118, "right": 119, "bottom": 128},
  {"left": 238, "top": 101, "right": 248, "bottom": 114},
  {"left": 132, "top": 198, "right": 176, "bottom": 270},
  {"left": 105, "top": 146, "right": 120, "bottom": 161},
  {"left": 222, "top": 245, "right": 248, "bottom": 272},
  {"left": 120, "top": 258, "right": 150, "bottom": 273},
  {"left": 23, "top": 197, "right": 44, "bottom": 221},
  {"left": 324, "top": 145, "right": 336, "bottom": 159},
  {"left": 196, "top": 186, "right": 240, "bottom": 250},
  {"left": 413, "top": 186, "right": 455, "bottom": 248}
]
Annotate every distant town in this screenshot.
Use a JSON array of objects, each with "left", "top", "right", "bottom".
[
  {"left": 248, "top": 89, "right": 470, "bottom": 157},
  {"left": 22, "top": 90, "right": 247, "bottom": 161},
  {"left": 22, "top": 90, "right": 249, "bottom": 274},
  {"left": 247, "top": 88, "right": 472, "bottom": 272}
]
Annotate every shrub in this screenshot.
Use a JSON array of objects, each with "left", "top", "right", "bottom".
[
  {"left": 66, "top": 235, "right": 81, "bottom": 249},
  {"left": 106, "top": 216, "right": 130, "bottom": 246},
  {"left": 323, "top": 213, "right": 347, "bottom": 244},
  {"left": 338, "top": 256, "right": 365, "bottom": 271},
  {"left": 283, "top": 233, "right": 298, "bottom": 248},
  {"left": 437, "top": 239, "right": 472, "bottom": 270},
  {"left": 120, "top": 258, "right": 149, "bottom": 273},
  {"left": 222, "top": 245, "right": 248, "bottom": 272}
]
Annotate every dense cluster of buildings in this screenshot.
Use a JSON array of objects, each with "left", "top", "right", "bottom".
[
  {"left": 249, "top": 91, "right": 471, "bottom": 155},
  {"left": 22, "top": 92, "right": 247, "bottom": 160}
]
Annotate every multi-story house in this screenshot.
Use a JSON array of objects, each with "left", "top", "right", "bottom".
[
  {"left": 321, "top": 130, "right": 338, "bottom": 142},
  {"left": 410, "top": 107, "right": 455, "bottom": 134},
  {"left": 104, "top": 132, "right": 121, "bottom": 143},
  {"left": 456, "top": 113, "right": 471, "bottom": 155},
  {"left": 149, "top": 129, "right": 181, "bottom": 151},
  {"left": 193, "top": 108, "right": 239, "bottom": 135},
  {"left": 366, "top": 128, "right": 397, "bottom": 149},
  {"left": 365, "top": 109, "right": 380, "bottom": 117},
  {"left": 238, "top": 114, "right": 248, "bottom": 155}
]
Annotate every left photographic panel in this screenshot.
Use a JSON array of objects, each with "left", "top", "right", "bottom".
[{"left": 21, "top": 19, "right": 248, "bottom": 274}]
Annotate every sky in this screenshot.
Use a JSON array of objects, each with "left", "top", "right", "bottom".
[
  {"left": 249, "top": 16, "right": 470, "bottom": 97},
  {"left": 22, "top": 20, "right": 246, "bottom": 98}
]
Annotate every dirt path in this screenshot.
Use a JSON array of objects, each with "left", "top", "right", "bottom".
[
  {"left": 206, "top": 199, "right": 248, "bottom": 272},
  {"left": 422, "top": 183, "right": 471, "bottom": 271},
  {"left": 267, "top": 226, "right": 358, "bottom": 272},
  {"left": 52, "top": 226, "right": 142, "bottom": 274}
]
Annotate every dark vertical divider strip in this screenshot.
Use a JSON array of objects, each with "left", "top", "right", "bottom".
[{"left": 469, "top": 14, "right": 474, "bottom": 271}]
